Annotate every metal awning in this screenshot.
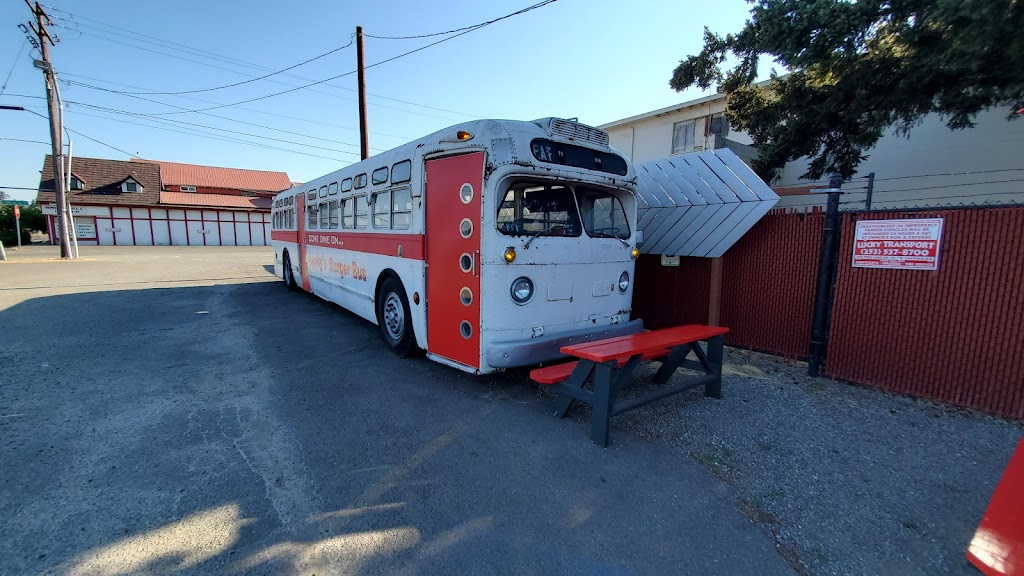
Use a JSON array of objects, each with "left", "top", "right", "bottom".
[{"left": 635, "top": 149, "right": 779, "bottom": 258}]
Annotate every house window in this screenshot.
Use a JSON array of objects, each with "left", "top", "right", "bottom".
[
  {"left": 180, "top": 185, "right": 197, "bottom": 192},
  {"left": 122, "top": 180, "right": 141, "bottom": 193},
  {"left": 710, "top": 113, "right": 729, "bottom": 137},
  {"left": 70, "top": 177, "right": 84, "bottom": 190},
  {"left": 672, "top": 119, "right": 696, "bottom": 154}
]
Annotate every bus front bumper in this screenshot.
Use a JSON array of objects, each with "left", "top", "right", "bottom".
[{"left": 486, "top": 319, "right": 644, "bottom": 369}]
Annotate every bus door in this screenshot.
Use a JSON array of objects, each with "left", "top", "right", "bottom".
[
  {"left": 297, "top": 193, "right": 311, "bottom": 291},
  {"left": 425, "top": 152, "right": 484, "bottom": 369}
]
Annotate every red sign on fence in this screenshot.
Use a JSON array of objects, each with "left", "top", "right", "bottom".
[{"left": 852, "top": 218, "right": 944, "bottom": 270}]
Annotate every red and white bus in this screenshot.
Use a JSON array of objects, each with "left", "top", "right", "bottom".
[{"left": 270, "top": 118, "right": 642, "bottom": 374}]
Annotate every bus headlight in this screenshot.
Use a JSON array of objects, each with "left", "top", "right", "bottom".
[
  {"left": 510, "top": 277, "right": 534, "bottom": 304},
  {"left": 618, "top": 271, "right": 630, "bottom": 293}
]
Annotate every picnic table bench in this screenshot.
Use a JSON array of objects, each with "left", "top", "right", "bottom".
[{"left": 530, "top": 324, "right": 729, "bottom": 447}]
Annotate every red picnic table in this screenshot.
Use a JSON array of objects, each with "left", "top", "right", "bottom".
[{"left": 531, "top": 324, "right": 730, "bottom": 447}]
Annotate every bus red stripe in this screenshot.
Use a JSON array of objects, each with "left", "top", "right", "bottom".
[
  {"left": 271, "top": 230, "right": 298, "bottom": 243},
  {"left": 292, "top": 230, "right": 425, "bottom": 260}
]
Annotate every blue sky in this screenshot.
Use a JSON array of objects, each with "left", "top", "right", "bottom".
[{"left": 0, "top": 0, "right": 754, "bottom": 202}]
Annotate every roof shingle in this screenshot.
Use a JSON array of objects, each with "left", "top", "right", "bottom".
[
  {"left": 37, "top": 155, "right": 162, "bottom": 207},
  {"left": 133, "top": 158, "right": 291, "bottom": 192},
  {"left": 159, "top": 192, "right": 270, "bottom": 210}
]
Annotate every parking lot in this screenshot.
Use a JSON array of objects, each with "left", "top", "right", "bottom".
[{"left": 0, "top": 246, "right": 792, "bottom": 575}]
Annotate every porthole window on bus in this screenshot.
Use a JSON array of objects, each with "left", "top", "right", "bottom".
[
  {"left": 496, "top": 183, "right": 582, "bottom": 238},
  {"left": 372, "top": 167, "right": 388, "bottom": 185},
  {"left": 328, "top": 200, "right": 339, "bottom": 229},
  {"left": 373, "top": 191, "right": 391, "bottom": 228},
  {"left": 341, "top": 198, "right": 353, "bottom": 229},
  {"left": 341, "top": 178, "right": 353, "bottom": 193},
  {"left": 354, "top": 174, "right": 367, "bottom": 189},
  {"left": 460, "top": 218, "right": 473, "bottom": 238},
  {"left": 459, "top": 183, "right": 473, "bottom": 204},
  {"left": 391, "top": 160, "right": 411, "bottom": 184},
  {"left": 319, "top": 201, "right": 329, "bottom": 229},
  {"left": 328, "top": 182, "right": 339, "bottom": 195},
  {"left": 392, "top": 188, "right": 412, "bottom": 229},
  {"left": 308, "top": 204, "right": 318, "bottom": 228},
  {"left": 354, "top": 197, "right": 368, "bottom": 228}
]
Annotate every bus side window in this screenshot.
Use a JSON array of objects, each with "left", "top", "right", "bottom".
[
  {"left": 393, "top": 188, "right": 412, "bottom": 229},
  {"left": 319, "top": 201, "right": 329, "bottom": 229},
  {"left": 354, "top": 197, "right": 367, "bottom": 228},
  {"left": 289, "top": 208, "right": 294, "bottom": 229},
  {"left": 308, "top": 204, "right": 318, "bottom": 229},
  {"left": 341, "top": 198, "right": 353, "bottom": 229},
  {"left": 328, "top": 200, "right": 339, "bottom": 229},
  {"left": 373, "top": 191, "right": 391, "bottom": 228}
]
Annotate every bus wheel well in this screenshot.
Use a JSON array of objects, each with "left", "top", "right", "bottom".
[{"left": 374, "top": 269, "right": 400, "bottom": 303}]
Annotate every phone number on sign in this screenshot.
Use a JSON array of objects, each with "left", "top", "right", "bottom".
[{"left": 857, "top": 248, "right": 934, "bottom": 256}]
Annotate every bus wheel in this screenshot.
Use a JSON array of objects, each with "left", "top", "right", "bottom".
[
  {"left": 282, "top": 252, "right": 298, "bottom": 291},
  {"left": 377, "top": 276, "right": 415, "bottom": 357}
]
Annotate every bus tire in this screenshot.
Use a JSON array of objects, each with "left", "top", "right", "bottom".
[
  {"left": 282, "top": 251, "right": 298, "bottom": 291},
  {"left": 377, "top": 276, "right": 415, "bottom": 357}
]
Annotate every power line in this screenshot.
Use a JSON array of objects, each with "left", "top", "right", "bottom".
[
  {"left": 93, "top": 36, "right": 355, "bottom": 96},
  {"left": 874, "top": 178, "right": 1024, "bottom": 195},
  {"left": 17, "top": 101, "right": 355, "bottom": 162},
  {"left": 19, "top": 106, "right": 135, "bottom": 157},
  {"left": 365, "top": 0, "right": 559, "bottom": 39},
  {"left": 1, "top": 136, "right": 51, "bottom": 145},
  {"left": 56, "top": 74, "right": 413, "bottom": 140},
  {"left": 123, "top": 1, "right": 561, "bottom": 116},
  {"left": 1, "top": 39, "right": 28, "bottom": 96},
  {"left": 49, "top": 13, "right": 482, "bottom": 119},
  {"left": 872, "top": 168, "right": 1024, "bottom": 182}
]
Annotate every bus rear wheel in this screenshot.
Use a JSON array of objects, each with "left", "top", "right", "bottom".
[
  {"left": 377, "top": 276, "right": 415, "bottom": 357},
  {"left": 282, "top": 252, "right": 298, "bottom": 291}
]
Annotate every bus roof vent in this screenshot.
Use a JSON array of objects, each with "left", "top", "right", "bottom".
[{"left": 547, "top": 118, "right": 609, "bottom": 147}]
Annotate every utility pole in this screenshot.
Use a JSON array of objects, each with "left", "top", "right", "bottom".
[
  {"left": 66, "top": 139, "right": 79, "bottom": 258},
  {"left": 356, "top": 26, "right": 369, "bottom": 160},
  {"left": 808, "top": 173, "right": 844, "bottom": 377},
  {"left": 25, "top": 0, "right": 71, "bottom": 258}
]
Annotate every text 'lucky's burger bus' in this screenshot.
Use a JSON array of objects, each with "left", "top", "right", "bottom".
[{"left": 271, "top": 117, "right": 642, "bottom": 374}]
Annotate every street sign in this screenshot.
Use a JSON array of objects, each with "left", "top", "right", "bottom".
[
  {"left": 852, "top": 218, "right": 945, "bottom": 270},
  {"left": 1, "top": 200, "right": 29, "bottom": 206}
]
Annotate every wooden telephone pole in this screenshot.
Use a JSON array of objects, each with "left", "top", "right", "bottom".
[
  {"left": 25, "top": 0, "right": 72, "bottom": 258},
  {"left": 356, "top": 26, "right": 369, "bottom": 160}
]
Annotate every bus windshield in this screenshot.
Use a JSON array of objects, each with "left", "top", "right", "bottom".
[
  {"left": 497, "top": 184, "right": 582, "bottom": 237},
  {"left": 577, "top": 187, "right": 630, "bottom": 239}
]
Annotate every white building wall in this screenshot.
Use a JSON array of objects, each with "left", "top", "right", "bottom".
[
  {"left": 603, "top": 98, "right": 1024, "bottom": 210},
  {"left": 603, "top": 97, "right": 753, "bottom": 164},
  {"left": 44, "top": 204, "right": 271, "bottom": 246},
  {"left": 775, "top": 107, "right": 1024, "bottom": 210}
]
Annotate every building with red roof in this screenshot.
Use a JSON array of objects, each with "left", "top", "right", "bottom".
[{"left": 36, "top": 155, "right": 291, "bottom": 246}]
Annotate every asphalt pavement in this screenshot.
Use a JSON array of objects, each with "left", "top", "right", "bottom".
[{"left": 0, "top": 246, "right": 793, "bottom": 575}]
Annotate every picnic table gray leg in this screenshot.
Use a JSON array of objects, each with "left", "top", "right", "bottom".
[
  {"left": 591, "top": 363, "right": 614, "bottom": 447},
  {"left": 705, "top": 335, "right": 724, "bottom": 398},
  {"left": 552, "top": 360, "right": 595, "bottom": 419},
  {"left": 652, "top": 344, "right": 691, "bottom": 384}
]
